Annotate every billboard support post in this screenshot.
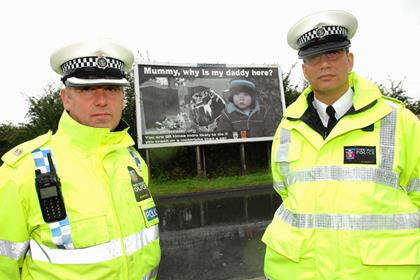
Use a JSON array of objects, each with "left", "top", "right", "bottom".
[
  {"left": 240, "top": 143, "right": 246, "bottom": 175},
  {"left": 201, "top": 146, "right": 207, "bottom": 177},
  {"left": 195, "top": 146, "right": 203, "bottom": 177}
]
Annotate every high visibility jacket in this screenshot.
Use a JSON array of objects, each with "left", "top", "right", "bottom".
[
  {"left": 262, "top": 72, "right": 420, "bottom": 280},
  {"left": 0, "top": 111, "right": 160, "bottom": 280}
]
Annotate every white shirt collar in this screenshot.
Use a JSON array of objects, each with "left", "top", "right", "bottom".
[{"left": 313, "top": 87, "right": 354, "bottom": 127}]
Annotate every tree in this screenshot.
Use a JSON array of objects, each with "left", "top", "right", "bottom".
[
  {"left": 25, "top": 85, "right": 63, "bottom": 137},
  {"left": 0, "top": 122, "right": 31, "bottom": 163},
  {"left": 282, "top": 64, "right": 302, "bottom": 107},
  {"left": 378, "top": 79, "right": 420, "bottom": 115},
  {"left": 0, "top": 86, "right": 63, "bottom": 164}
]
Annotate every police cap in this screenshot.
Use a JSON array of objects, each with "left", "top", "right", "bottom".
[
  {"left": 287, "top": 10, "right": 358, "bottom": 58},
  {"left": 50, "top": 38, "right": 134, "bottom": 87}
]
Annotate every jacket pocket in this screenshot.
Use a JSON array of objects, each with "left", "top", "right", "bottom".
[
  {"left": 358, "top": 235, "right": 420, "bottom": 265},
  {"left": 40, "top": 214, "right": 110, "bottom": 249},
  {"left": 262, "top": 219, "right": 305, "bottom": 262}
]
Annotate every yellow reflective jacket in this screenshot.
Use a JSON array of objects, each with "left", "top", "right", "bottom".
[
  {"left": 263, "top": 72, "right": 420, "bottom": 280},
  {"left": 0, "top": 111, "right": 160, "bottom": 280}
]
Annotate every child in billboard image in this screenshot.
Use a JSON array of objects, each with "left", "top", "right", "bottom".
[{"left": 216, "top": 79, "right": 276, "bottom": 137}]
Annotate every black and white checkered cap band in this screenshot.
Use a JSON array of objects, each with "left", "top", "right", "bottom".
[
  {"left": 298, "top": 26, "right": 348, "bottom": 47},
  {"left": 61, "top": 56, "right": 125, "bottom": 76}
]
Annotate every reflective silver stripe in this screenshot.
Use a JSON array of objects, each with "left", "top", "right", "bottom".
[
  {"left": 407, "top": 178, "right": 420, "bottom": 193},
  {"left": 276, "top": 128, "right": 291, "bottom": 175},
  {"left": 124, "top": 224, "right": 159, "bottom": 256},
  {"left": 276, "top": 204, "right": 420, "bottom": 230},
  {"left": 279, "top": 128, "right": 291, "bottom": 146},
  {"left": 380, "top": 102, "right": 397, "bottom": 171},
  {"left": 284, "top": 166, "right": 400, "bottom": 190},
  {"left": 275, "top": 103, "right": 401, "bottom": 191},
  {"left": 29, "top": 225, "right": 159, "bottom": 264},
  {"left": 29, "top": 239, "right": 122, "bottom": 264},
  {"left": 0, "top": 240, "right": 29, "bottom": 260},
  {"left": 142, "top": 266, "right": 159, "bottom": 280},
  {"left": 273, "top": 180, "right": 285, "bottom": 192}
]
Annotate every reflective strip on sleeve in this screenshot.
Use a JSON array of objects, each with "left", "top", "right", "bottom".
[
  {"left": 276, "top": 128, "right": 291, "bottom": 175},
  {"left": 379, "top": 102, "right": 397, "bottom": 171},
  {"left": 142, "top": 265, "right": 159, "bottom": 280},
  {"left": 123, "top": 224, "right": 159, "bottom": 256},
  {"left": 29, "top": 239, "right": 122, "bottom": 264},
  {"left": 0, "top": 239, "right": 29, "bottom": 260},
  {"left": 275, "top": 204, "right": 420, "bottom": 231},
  {"left": 407, "top": 178, "right": 420, "bottom": 193},
  {"left": 273, "top": 128, "right": 291, "bottom": 190},
  {"left": 273, "top": 180, "right": 285, "bottom": 192}
]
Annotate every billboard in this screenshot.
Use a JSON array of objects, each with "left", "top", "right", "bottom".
[{"left": 134, "top": 63, "right": 285, "bottom": 148}]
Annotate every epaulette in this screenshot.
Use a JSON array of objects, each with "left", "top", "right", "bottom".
[
  {"left": 1, "top": 131, "right": 52, "bottom": 167},
  {"left": 382, "top": 95, "right": 404, "bottom": 107}
]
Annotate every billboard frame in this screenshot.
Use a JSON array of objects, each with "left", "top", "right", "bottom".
[{"left": 134, "top": 62, "right": 286, "bottom": 149}]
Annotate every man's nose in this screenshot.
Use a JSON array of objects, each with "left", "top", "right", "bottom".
[
  {"left": 92, "top": 88, "right": 108, "bottom": 106},
  {"left": 318, "top": 53, "right": 332, "bottom": 66}
]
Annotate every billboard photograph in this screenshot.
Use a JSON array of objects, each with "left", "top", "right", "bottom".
[{"left": 134, "top": 63, "right": 285, "bottom": 148}]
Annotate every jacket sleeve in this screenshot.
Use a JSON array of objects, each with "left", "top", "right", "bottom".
[
  {"left": 270, "top": 126, "right": 289, "bottom": 201},
  {"left": 0, "top": 164, "right": 30, "bottom": 280},
  {"left": 139, "top": 156, "right": 149, "bottom": 186},
  {"left": 400, "top": 108, "right": 420, "bottom": 208},
  {"left": 216, "top": 110, "right": 233, "bottom": 132}
]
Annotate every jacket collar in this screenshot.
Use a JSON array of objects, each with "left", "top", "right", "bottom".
[
  {"left": 281, "top": 72, "right": 392, "bottom": 147},
  {"left": 54, "top": 110, "right": 134, "bottom": 151},
  {"left": 313, "top": 87, "right": 354, "bottom": 127},
  {"left": 284, "top": 72, "right": 383, "bottom": 119}
]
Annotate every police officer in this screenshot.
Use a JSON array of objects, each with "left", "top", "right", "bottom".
[
  {"left": 0, "top": 38, "right": 160, "bottom": 279},
  {"left": 262, "top": 10, "right": 420, "bottom": 279}
]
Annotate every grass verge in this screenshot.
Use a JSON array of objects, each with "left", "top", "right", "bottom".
[{"left": 149, "top": 171, "right": 272, "bottom": 197}]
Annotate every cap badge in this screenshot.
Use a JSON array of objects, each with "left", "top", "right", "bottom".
[
  {"left": 96, "top": 56, "right": 108, "bottom": 69},
  {"left": 315, "top": 26, "right": 327, "bottom": 38}
]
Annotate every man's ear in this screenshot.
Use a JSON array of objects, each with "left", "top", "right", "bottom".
[
  {"left": 302, "top": 63, "right": 309, "bottom": 80},
  {"left": 347, "top": 52, "right": 354, "bottom": 72},
  {"left": 121, "top": 87, "right": 126, "bottom": 108},
  {"left": 60, "top": 87, "right": 71, "bottom": 111}
]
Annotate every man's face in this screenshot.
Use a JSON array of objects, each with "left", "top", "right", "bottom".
[
  {"left": 233, "top": 92, "right": 253, "bottom": 110},
  {"left": 302, "top": 49, "right": 354, "bottom": 97},
  {"left": 60, "top": 85, "right": 124, "bottom": 130}
]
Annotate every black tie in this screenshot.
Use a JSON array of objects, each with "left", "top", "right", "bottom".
[{"left": 326, "top": 105, "right": 337, "bottom": 134}]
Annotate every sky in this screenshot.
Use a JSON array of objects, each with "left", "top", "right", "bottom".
[{"left": 1, "top": 0, "right": 419, "bottom": 124}]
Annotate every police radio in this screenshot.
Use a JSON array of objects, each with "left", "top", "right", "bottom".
[{"left": 35, "top": 153, "right": 67, "bottom": 223}]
